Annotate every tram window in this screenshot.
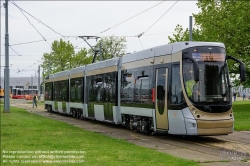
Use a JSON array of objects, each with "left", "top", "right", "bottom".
[
  {"left": 45, "top": 82, "right": 52, "bottom": 100},
  {"left": 121, "top": 69, "right": 136, "bottom": 104},
  {"left": 103, "top": 72, "right": 116, "bottom": 103},
  {"left": 75, "top": 83, "right": 82, "bottom": 101},
  {"left": 54, "top": 81, "right": 62, "bottom": 101},
  {"left": 70, "top": 80, "right": 76, "bottom": 100},
  {"left": 95, "top": 75, "right": 104, "bottom": 102},
  {"left": 70, "top": 78, "right": 83, "bottom": 102},
  {"left": 61, "top": 80, "right": 68, "bottom": 101},
  {"left": 171, "top": 65, "right": 183, "bottom": 104},
  {"left": 87, "top": 76, "right": 95, "bottom": 102},
  {"left": 135, "top": 69, "right": 151, "bottom": 105},
  {"left": 54, "top": 80, "right": 68, "bottom": 102},
  {"left": 111, "top": 72, "right": 117, "bottom": 103},
  {"left": 121, "top": 68, "right": 152, "bottom": 108}
]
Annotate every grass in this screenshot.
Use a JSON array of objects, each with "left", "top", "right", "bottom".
[
  {"left": 233, "top": 100, "right": 250, "bottom": 131},
  {"left": 1, "top": 106, "right": 200, "bottom": 166}
]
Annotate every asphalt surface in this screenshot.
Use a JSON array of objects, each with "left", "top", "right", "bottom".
[{"left": 3, "top": 98, "right": 250, "bottom": 166}]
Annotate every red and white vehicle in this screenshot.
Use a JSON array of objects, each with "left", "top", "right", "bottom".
[
  {"left": 12, "top": 88, "right": 24, "bottom": 99},
  {"left": 12, "top": 88, "right": 39, "bottom": 99}
]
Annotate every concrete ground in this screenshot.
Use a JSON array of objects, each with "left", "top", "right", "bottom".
[{"left": 3, "top": 99, "right": 250, "bottom": 166}]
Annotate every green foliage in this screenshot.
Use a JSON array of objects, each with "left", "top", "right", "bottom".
[
  {"left": 41, "top": 39, "right": 75, "bottom": 77},
  {"left": 41, "top": 36, "right": 127, "bottom": 78},
  {"left": 89, "top": 36, "right": 127, "bottom": 62},
  {"left": 168, "top": 1, "right": 250, "bottom": 88},
  {"left": 41, "top": 39, "right": 93, "bottom": 78},
  {"left": 168, "top": 24, "right": 203, "bottom": 43},
  {"left": 51, "top": 39, "right": 75, "bottom": 72},
  {"left": 73, "top": 48, "right": 93, "bottom": 68}
]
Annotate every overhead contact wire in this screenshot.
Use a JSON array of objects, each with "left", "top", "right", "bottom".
[
  {"left": 11, "top": 1, "right": 46, "bottom": 40},
  {"left": 137, "top": 0, "right": 179, "bottom": 38},
  {"left": 96, "top": 1, "right": 166, "bottom": 35},
  {"left": 9, "top": 46, "right": 22, "bottom": 56},
  {"left": 10, "top": 0, "right": 65, "bottom": 38}
]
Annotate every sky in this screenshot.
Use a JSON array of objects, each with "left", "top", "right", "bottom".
[{"left": 1, "top": 1, "right": 200, "bottom": 77}]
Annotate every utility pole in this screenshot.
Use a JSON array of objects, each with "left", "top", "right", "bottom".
[
  {"left": 43, "top": 63, "right": 45, "bottom": 101},
  {"left": 4, "top": 0, "right": 10, "bottom": 113},
  {"left": 38, "top": 65, "right": 40, "bottom": 101},
  {"left": 31, "top": 75, "right": 33, "bottom": 95},
  {"left": 189, "top": 16, "right": 193, "bottom": 41}
]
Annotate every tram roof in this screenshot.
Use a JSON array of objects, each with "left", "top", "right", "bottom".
[
  {"left": 85, "top": 57, "right": 119, "bottom": 71},
  {"left": 121, "top": 41, "right": 225, "bottom": 64},
  {"left": 48, "top": 42, "right": 225, "bottom": 77},
  {"left": 70, "top": 66, "right": 85, "bottom": 75},
  {"left": 54, "top": 70, "right": 70, "bottom": 78},
  {"left": 171, "top": 41, "right": 225, "bottom": 54}
]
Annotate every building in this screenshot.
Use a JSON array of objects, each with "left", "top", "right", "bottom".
[
  {"left": 232, "top": 86, "right": 250, "bottom": 98},
  {"left": 0, "top": 76, "right": 43, "bottom": 94}
]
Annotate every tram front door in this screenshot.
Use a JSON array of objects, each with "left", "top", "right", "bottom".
[{"left": 155, "top": 68, "right": 168, "bottom": 130}]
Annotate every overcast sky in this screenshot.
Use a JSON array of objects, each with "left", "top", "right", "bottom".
[{"left": 1, "top": 1, "right": 200, "bottom": 77}]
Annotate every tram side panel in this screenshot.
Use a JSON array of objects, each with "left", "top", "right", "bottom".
[
  {"left": 120, "top": 59, "right": 155, "bottom": 133},
  {"left": 69, "top": 77, "right": 84, "bottom": 118},
  {"left": 53, "top": 80, "right": 69, "bottom": 114},
  {"left": 84, "top": 58, "right": 120, "bottom": 123},
  {"left": 85, "top": 71, "right": 118, "bottom": 123}
]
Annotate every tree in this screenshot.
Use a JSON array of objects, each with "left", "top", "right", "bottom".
[
  {"left": 72, "top": 48, "right": 93, "bottom": 67},
  {"left": 41, "top": 39, "right": 93, "bottom": 77},
  {"left": 168, "top": 24, "right": 203, "bottom": 43},
  {"left": 168, "top": 0, "right": 250, "bottom": 87},
  {"left": 50, "top": 39, "right": 75, "bottom": 72},
  {"left": 89, "top": 36, "right": 127, "bottom": 62},
  {"left": 41, "top": 52, "right": 53, "bottom": 79}
]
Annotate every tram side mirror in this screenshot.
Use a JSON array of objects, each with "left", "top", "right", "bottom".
[
  {"left": 239, "top": 64, "right": 246, "bottom": 82},
  {"left": 193, "top": 63, "right": 199, "bottom": 82}
]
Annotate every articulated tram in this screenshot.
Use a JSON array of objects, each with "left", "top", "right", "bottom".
[
  {"left": 44, "top": 42, "right": 245, "bottom": 136},
  {"left": 12, "top": 88, "right": 38, "bottom": 99}
]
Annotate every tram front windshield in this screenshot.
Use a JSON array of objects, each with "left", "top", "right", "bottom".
[{"left": 182, "top": 46, "right": 231, "bottom": 109}]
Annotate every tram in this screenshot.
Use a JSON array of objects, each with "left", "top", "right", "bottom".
[
  {"left": 0, "top": 88, "right": 4, "bottom": 98},
  {"left": 12, "top": 88, "right": 25, "bottom": 99},
  {"left": 44, "top": 41, "right": 246, "bottom": 136},
  {"left": 0, "top": 87, "right": 12, "bottom": 98},
  {"left": 24, "top": 89, "right": 38, "bottom": 100}
]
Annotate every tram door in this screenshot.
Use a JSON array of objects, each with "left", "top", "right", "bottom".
[{"left": 155, "top": 68, "right": 168, "bottom": 130}]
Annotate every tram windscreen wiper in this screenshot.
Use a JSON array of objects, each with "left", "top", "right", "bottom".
[{"left": 221, "top": 85, "right": 231, "bottom": 100}]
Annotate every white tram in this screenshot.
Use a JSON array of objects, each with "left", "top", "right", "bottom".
[{"left": 44, "top": 42, "right": 245, "bottom": 135}]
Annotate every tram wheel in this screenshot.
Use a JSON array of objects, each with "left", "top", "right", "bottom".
[{"left": 148, "top": 130, "right": 155, "bottom": 136}]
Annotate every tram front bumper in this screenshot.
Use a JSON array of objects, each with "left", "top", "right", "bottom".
[{"left": 196, "top": 119, "right": 234, "bottom": 135}]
